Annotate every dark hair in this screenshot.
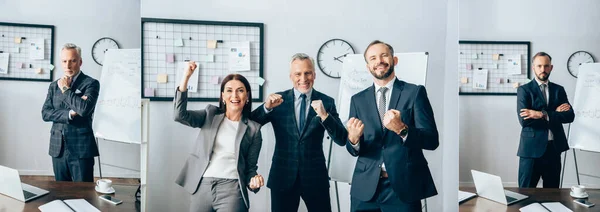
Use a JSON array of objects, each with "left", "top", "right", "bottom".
[
  {"left": 218, "top": 74, "right": 252, "bottom": 118},
  {"left": 532, "top": 52, "right": 552, "bottom": 63},
  {"left": 363, "top": 40, "right": 395, "bottom": 62}
]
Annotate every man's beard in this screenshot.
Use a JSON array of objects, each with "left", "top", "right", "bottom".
[
  {"left": 370, "top": 63, "right": 394, "bottom": 80},
  {"left": 537, "top": 72, "right": 550, "bottom": 81}
]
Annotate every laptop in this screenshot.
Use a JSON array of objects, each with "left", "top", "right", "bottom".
[
  {"left": 471, "top": 170, "right": 528, "bottom": 205},
  {"left": 0, "top": 165, "right": 49, "bottom": 202}
]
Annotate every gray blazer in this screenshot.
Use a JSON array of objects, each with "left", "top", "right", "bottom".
[{"left": 173, "top": 90, "right": 262, "bottom": 209}]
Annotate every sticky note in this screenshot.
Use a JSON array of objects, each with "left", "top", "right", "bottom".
[
  {"left": 14, "top": 37, "right": 22, "bottom": 44},
  {"left": 16, "top": 63, "right": 23, "bottom": 69},
  {"left": 210, "top": 76, "right": 220, "bottom": 84},
  {"left": 157, "top": 74, "right": 168, "bottom": 83},
  {"left": 205, "top": 54, "right": 214, "bottom": 62},
  {"left": 144, "top": 88, "right": 155, "bottom": 97},
  {"left": 49, "top": 64, "right": 55, "bottom": 71},
  {"left": 257, "top": 77, "right": 266, "bottom": 86},
  {"left": 174, "top": 39, "right": 184, "bottom": 47},
  {"left": 36, "top": 68, "right": 43, "bottom": 74},
  {"left": 512, "top": 82, "right": 519, "bottom": 88},
  {"left": 466, "top": 64, "right": 472, "bottom": 70},
  {"left": 493, "top": 63, "right": 498, "bottom": 69},
  {"left": 492, "top": 54, "right": 500, "bottom": 61},
  {"left": 472, "top": 54, "right": 478, "bottom": 59},
  {"left": 460, "top": 77, "right": 468, "bottom": 84},
  {"left": 166, "top": 54, "right": 175, "bottom": 63},
  {"left": 498, "top": 78, "right": 504, "bottom": 83},
  {"left": 207, "top": 40, "right": 217, "bottom": 49},
  {"left": 13, "top": 47, "right": 19, "bottom": 53}
]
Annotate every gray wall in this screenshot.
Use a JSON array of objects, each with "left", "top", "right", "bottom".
[
  {"left": 459, "top": 0, "right": 600, "bottom": 188},
  {"left": 0, "top": 0, "right": 141, "bottom": 177},
  {"left": 142, "top": 0, "right": 459, "bottom": 211}
]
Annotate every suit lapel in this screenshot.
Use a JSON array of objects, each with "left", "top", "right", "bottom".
[
  {"left": 365, "top": 85, "right": 384, "bottom": 132},
  {"left": 548, "top": 82, "right": 557, "bottom": 107},
  {"left": 383, "top": 79, "right": 405, "bottom": 137},
  {"left": 234, "top": 118, "right": 248, "bottom": 163},
  {"left": 299, "top": 90, "right": 318, "bottom": 138},
  {"left": 71, "top": 72, "right": 85, "bottom": 89},
  {"left": 284, "top": 90, "right": 301, "bottom": 138},
  {"left": 206, "top": 113, "right": 225, "bottom": 160},
  {"left": 530, "top": 80, "right": 546, "bottom": 108}
]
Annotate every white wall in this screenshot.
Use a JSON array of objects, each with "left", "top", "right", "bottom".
[
  {"left": 142, "top": 0, "right": 458, "bottom": 211},
  {"left": 0, "top": 0, "right": 141, "bottom": 177},
  {"left": 459, "top": 0, "right": 600, "bottom": 188}
]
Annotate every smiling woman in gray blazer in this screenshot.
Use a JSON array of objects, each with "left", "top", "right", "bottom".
[{"left": 174, "top": 62, "right": 265, "bottom": 212}]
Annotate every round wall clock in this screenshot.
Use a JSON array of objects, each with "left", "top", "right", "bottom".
[
  {"left": 92, "top": 37, "right": 120, "bottom": 66},
  {"left": 317, "top": 39, "right": 356, "bottom": 78},
  {"left": 567, "top": 51, "right": 595, "bottom": 78}
]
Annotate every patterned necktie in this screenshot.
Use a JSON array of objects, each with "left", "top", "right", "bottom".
[
  {"left": 378, "top": 87, "right": 388, "bottom": 129},
  {"left": 298, "top": 94, "right": 307, "bottom": 132},
  {"left": 540, "top": 84, "right": 547, "bottom": 105}
]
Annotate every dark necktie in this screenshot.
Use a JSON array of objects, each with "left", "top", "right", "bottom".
[
  {"left": 299, "top": 94, "right": 307, "bottom": 132},
  {"left": 540, "top": 84, "right": 547, "bottom": 105},
  {"left": 378, "top": 87, "right": 388, "bottom": 129}
]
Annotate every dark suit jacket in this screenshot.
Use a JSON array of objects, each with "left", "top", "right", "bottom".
[
  {"left": 345, "top": 79, "right": 439, "bottom": 203},
  {"left": 251, "top": 89, "right": 346, "bottom": 191},
  {"left": 41, "top": 72, "right": 100, "bottom": 158},
  {"left": 173, "top": 90, "right": 262, "bottom": 209},
  {"left": 516, "top": 80, "right": 575, "bottom": 158}
]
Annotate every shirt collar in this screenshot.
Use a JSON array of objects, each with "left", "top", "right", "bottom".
[
  {"left": 293, "top": 88, "right": 313, "bottom": 100},
  {"left": 534, "top": 77, "right": 549, "bottom": 87},
  {"left": 374, "top": 79, "right": 395, "bottom": 93}
]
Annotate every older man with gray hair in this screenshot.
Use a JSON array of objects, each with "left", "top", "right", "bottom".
[
  {"left": 42, "top": 43, "right": 100, "bottom": 182},
  {"left": 251, "top": 53, "right": 347, "bottom": 212}
]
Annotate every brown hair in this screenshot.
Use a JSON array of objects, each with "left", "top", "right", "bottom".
[
  {"left": 363, "top": 40, "right": 395, "bottom": 62},
  {"left": 532, "top": 52, "right": 552, "bottom": 63}
]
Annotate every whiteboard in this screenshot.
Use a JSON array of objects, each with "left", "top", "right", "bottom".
[
  {"left": 92, "top": 49, "right": 142, "bottom": 144},
  {"left": 568, "top": 63, "right": 600, "bottom": 153},
  {"left": 329, "top": 52, "right": 428, "bottom": 183}
]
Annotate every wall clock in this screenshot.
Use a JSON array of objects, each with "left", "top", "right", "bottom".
[
  {"left": 92, "top": 37, "right": 120, "bottom": 66},
  {"left": 317, "top": 39, "right": 355, "bottom": 78},
  {"left": 567, "top": 51, "right": 595, "bottom": 78}
]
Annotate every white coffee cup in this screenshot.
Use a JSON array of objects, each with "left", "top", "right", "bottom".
[
  {"left": 96, "top": 179, "right": 113, "bottom": 192},
  {"left": 571, "top": 185, "right": 586, "bottom": 196}
]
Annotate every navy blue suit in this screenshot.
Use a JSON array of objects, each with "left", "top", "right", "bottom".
[
  {"left": 251, "top": 89, "right": 346, "bottom": 212},
  {"left": 516, "top": 80, "right": 574, "bottom": 188},
  {"left": 346, "top": 79, "right": 438, "bottom": 211}
]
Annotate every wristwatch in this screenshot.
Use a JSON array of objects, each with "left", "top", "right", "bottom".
[
  {"left": 399, "top": 125, "right": 409, "bottom": 136},
  {"left": 61, "top": 86, "right": 70, "bottom": 92}
]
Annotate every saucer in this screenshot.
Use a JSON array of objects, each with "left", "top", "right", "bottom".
[
  {"left": 570, "top": 191, "right": 589, "bottom": 198},
  {"left": 95, "top": 186, "right": 115, "bottom": 194}
]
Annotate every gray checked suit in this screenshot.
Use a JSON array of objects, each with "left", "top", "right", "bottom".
[{"left": 41, "top": 72, "right": 100, "bottom": 182}]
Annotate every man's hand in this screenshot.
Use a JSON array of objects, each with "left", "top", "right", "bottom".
[
  {"left": 57, "top": 76, "right": 72, "bottom": 93},
  {"left": 70, "top": 110, "right": 78, "bottom": 117},
  {"left": 311, "top": 100, "right": 328, "bottom": 121},
  {"left": 382, "top": 109, "right": 406, "bottom": 134},
  {"left": 249, "top": 174, "right": 264, "bottom": 190},
  {"left": 520, "top": 109, "right": 544, "bottom": 120},
  {"left": 264, "top": 93, "right": 283, "bottom": 110},
  {"left": 347, "top": 117, "right": 364, "bottom": 145},
  {"left": 81, "top": 95, "right": 88, "bottom": 101},
  {"left": 556, "top": 103, "right": 571, "bottom": 112}
]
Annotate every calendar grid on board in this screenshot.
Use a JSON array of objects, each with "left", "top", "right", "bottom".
[
  {"left": 0, "top": 22, "right": 55, "bottom": 82},
  {"left": 458, "top": 41, "right": 531, "bottom": 95},
  {"left": 142, "top": 18, "right": 264, "bottom": 102}
]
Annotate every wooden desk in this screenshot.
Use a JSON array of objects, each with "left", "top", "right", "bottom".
[
  {"left": 460, "top": 187, "right": 600, "bottom": 212},
  {"left": 0, "top": 178, "right": 139, "bottom": 212}
]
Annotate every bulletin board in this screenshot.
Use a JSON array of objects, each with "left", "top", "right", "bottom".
[
  {"left": 141, "top": 18, "right": 264, "bottom": 102},
  {"left": 0, "top": 22, "right": 55, "bottom": 82},
  {"left": 458, "top": 41, "right": 531, "bottom": 95}
]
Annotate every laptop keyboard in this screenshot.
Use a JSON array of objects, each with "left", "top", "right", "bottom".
[
  {"left": 23, "top": 190, "right": 36, "bottom": 199},
  {"left": 506, "top": 195, "right": 518, "bottom": 203}
]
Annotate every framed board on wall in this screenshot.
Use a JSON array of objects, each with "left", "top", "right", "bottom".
[
  {"left": 458, "top": 40, "right": 531, "bottom": 95},
  {"left": 141, "top": 18, "right": 264, "bottom": 102},
  {"left": 0, "top": 22, "right": 55, "bottom": 82}
]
